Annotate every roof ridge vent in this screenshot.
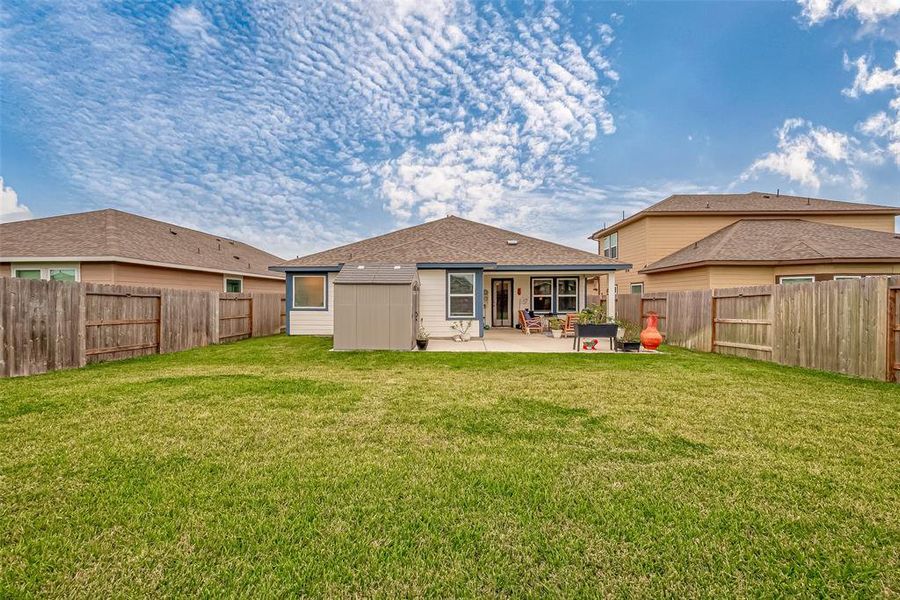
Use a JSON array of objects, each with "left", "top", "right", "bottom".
[
  {"left": 357, "top": 265, "right": 365, "bottom": 270},
  {"left": 506, "top": 239, "right": 518, "bottom": 245},
  {"left": 705, "top": 201, "right": 710, "bottom": 208},
  {"left": 169, "top": 228, "right": 178, "bottom": 235},
  {"left": 393, "top": 265, "right": 401, "bottom": 269}
]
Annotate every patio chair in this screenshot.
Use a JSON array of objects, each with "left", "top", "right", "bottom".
[
  {"left": 518, "top": 310, "right": 543, "bottom": 335},
  {"left": 563, "top": 313, "right": 578, "bottom": 338}
]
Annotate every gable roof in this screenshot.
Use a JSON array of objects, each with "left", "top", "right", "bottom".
[
  {"left": 276, "top": 215, "right": 627, "bottom": 270},
  {"left": 590, "top": 192, "right": 900, "bottom": 239},
  {"left": 0, "top": 209, "right": 284, "bottom": 279},
  {"left": 640, "top": 219, "right": 900, "bottom": 274}
]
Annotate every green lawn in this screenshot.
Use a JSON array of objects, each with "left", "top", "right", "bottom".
[{"left": 1, "top": 337, "right": 898, "bottom": 598}]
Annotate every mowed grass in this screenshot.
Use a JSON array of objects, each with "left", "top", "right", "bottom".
[{"left": 1, "top": 337, "right": 898, "bottom": 598}]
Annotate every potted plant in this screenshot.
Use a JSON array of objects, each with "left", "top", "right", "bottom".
[
  {"left": 548, "top": 317, "right": 564, "bottom": 339},
  {"left": 416, "top": 322, "right": 429, "bottom": 350},
  {"left": 615, "top": 320, "right": 642, "bottom": 352}
]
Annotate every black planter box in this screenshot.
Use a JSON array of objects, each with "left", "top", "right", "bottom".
[
  {"left": 618, "top": 341, "right": 641, "bottom": 353},
  {"left": 574, "top": 323, "right": 618, "bottom": 338},
  {"left": 416, "top": 339, "right": 429, "bottom": 350}
]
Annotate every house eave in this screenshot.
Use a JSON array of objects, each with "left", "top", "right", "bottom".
[{"left": 3, "top": 255, "right": 284, "bottom": 280}]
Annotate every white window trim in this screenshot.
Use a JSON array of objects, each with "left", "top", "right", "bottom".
[
  {"left": 779, "top": 276, "right": 815, "bottom": 285},
  {"left": 556, "top": 277, "right": 578, "bottom": 313},
  {"left": 293, "top": 274, "right": 327, "bottom": 310},
  {"left": 447, "top": 272, "right": 476, "bottom": 319},
  {"left": 630, "top": 282, "right": 644, "bottom": 295},
  {"left": 11, "top": 263, "right": 81, "bottom": 282},
  {"left": 224, "top": 275, "right": 244, "bottom": 293},
  {"left": 603, "top": 233, "right": 618, "bottom": 259},
  {"left": 833, "top": 275, "right": 862, "bottom": 280},
  {"left": 531, "top": 277, "right": 553, "bottom": 314}
]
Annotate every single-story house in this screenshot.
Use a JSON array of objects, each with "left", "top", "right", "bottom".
[
  {"left": 639, "top": 219, "right": 900, "bottom": 286},
  {"left": 271, "top": 216, "right": 630, "bottom": 346},
  {"left": 1, "top": 209, "right": 284, "bottom": 292}
]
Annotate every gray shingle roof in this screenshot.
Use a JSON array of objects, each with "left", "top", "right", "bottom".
[
  {"left": 333, "top": 264, "right": 418, "bottom": 284},
  {"left": 591, "top": 192, "right": 900, "bottom": 239},
  {"left": 277, "top": 216, "right": 627, "bottom": 269},
  {"left": 641, "top": 219, "right": 900, "bottom": 273},
  {"left": 0, "top": 209, "right": 284, "bottom": 278}
]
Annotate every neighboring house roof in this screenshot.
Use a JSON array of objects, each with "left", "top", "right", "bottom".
[
  {"left": 333, "top": 264, "right": 418, "bottom": 284},
  {"left": 590, "top": 192, "right": 900, "bottom": 240},
  {"left": 275, "top": 215, "right": 629, "bottom": 271},
  {"left": 0, "top": 209, "right": 284, "bottom": 279},
  {"left": 640, "top": 219, "right": 900, "bottom": 274}
]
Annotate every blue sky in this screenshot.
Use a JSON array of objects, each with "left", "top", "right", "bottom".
[{"left": 2, "top": 0, "right": 899, "bottom": 257}]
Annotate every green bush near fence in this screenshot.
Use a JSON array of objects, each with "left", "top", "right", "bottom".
[{"left": 1, "top": 336, "right": 898, "bottom": 597}]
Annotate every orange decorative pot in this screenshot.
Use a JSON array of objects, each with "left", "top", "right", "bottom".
[{"left": 640, "top": 312, "right": 663, "bottom": 351}]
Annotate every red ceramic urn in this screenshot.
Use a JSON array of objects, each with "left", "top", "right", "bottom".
[{"left": 640, "top": 312, "right": 663, "bottom": 351}]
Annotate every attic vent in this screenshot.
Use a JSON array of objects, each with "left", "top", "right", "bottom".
[
  {"left": 233, "top": 255, "right": 240, "bottom": 260},
  {"left": 357, "top": 265, "right": 365, "bottom": 270},
  {"left": 393, "top": 265, "right": 401, "bottom": 269},
  {"left": 705, "top": 202, "right": 710, "bottom": 208},
  {"left": 169, "top": 228, "right": 177, "bottom": 235},
  {"left": 506, "top": 239, "right": 518, "bottom": 245},
  {"left": 762, "top": 194, "right": 770, "bottom": 198},
  {"left": 693, "top": 241, "right": 699, "bottom": 249}
]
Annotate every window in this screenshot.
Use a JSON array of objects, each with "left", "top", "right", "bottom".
[
  {"left": 12, "top": 265, "right": 79, "bottom": 281},
  {"left": 602, "top": 233, "right": 618, "bottom": 259},
  {"left": 779, "top": 276, "right": 815, "bottom": 285},
  {"left": 531, "top": 278, "right": 553, "bottom": 313},
  {"left": 293, "top": 275, "right": 327, "bottom": 309},
  {"left": 556, "top": 278, "right": 578, "bottom": 312},
  {"left": 630, "top": 283, "right": 644, "bottom": 295},
  {"left": 448, "top": 272, "right": 476, "bottom": 318},
  {"left": 834, "top": 275, "right": 861, "bottom": 281},
  {"left": 225, "top": 277, "right": 243, "bottom": 293},
  {"left": 48, "top": 268, "right": 77, "bottom": 282}
]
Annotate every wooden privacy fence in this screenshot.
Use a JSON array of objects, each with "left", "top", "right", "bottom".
[
  {"left": 0, "top": 278, "right": 285, "bottom": 377},
  {"left": 614, "top": 276, "right": 899, "bottom": 382}
]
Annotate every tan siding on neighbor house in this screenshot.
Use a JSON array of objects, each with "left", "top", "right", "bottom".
[
  {"left": 600, "top": 212, "right": 898, "bottom": 293},
  {"left": 643, "top": 267, "right": 711, "bottom": 292},
  {"left": 708, "top": 266, "right": 775, "bottom": 288},
  {"left": 111, "top": 262, "right": 225, "bottom": 289},
  {"left": 774, "top": 263, "right": 900, "bottom": 278},
  {"left": 241, "top": 276, "right": 284, "bottom": 293},
  {"left": 80, "top": 262, "right": 116, "bottom": 284}
]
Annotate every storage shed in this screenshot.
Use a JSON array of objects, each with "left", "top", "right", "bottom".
[{"left": 333, "top": 264, "right": 419, "bottom": 350}]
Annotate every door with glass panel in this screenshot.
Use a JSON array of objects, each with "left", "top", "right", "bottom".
[{"left": 492, "top": 279, "right": 513, "bottom": 327}]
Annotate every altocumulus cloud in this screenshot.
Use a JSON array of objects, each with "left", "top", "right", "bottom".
[{"left": 0, "top": 0, "right": 620, "bottom": 256}]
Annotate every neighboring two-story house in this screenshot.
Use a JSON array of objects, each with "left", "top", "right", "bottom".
[{"left": 589, "top": 192, "right": 900, "bottom": 294}]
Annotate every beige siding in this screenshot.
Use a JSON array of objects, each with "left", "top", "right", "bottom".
[
  {"left": 81, "top": 262, "right": 115, "bottom": 284},
  {"left": 242, "top": 276, "right": 284, "bottom": 293},
  {"left": 708, "top": 266, "right": 775, "bottom": 288},
  {"left": 601, "top": 212, "right": 898, "bottom": 292},
  {"left": 289, "top": 273, "right": 335, "bottom": 335},
  {"left": 418, "top": 269, "right": 461, "bottom": 338},
  {"left": 775, "top": 263, "right": 900, "bottom": 278},
  {"left": 644, "top": 267, "right": 711, "bottom": 292}
]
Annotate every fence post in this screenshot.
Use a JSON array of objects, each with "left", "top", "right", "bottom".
[{"left": 710, "top": 292, "right": 718, "bottom": 354}]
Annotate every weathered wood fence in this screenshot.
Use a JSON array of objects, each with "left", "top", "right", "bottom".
[
  {"left": 0, "top": 278, "right": 285, "bottom": 377},
  {"left": 614, "top": 276, "right": 900, "bottom": 382}
]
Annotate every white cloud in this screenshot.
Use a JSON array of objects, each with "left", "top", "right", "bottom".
[
  {"left": 169, "top": 5, "right": 220, "bottom": 51},
  {"left": 798, "top": 0, "right": 900, "bottom": 24},
  {"left": 0, "top": 178, "right": 34, "bottom": 223},
  {"left": 740, "top": 119, "right": 870, "bottom": 191},
  {"left": 0, "top": 1, "right": 620, "bottom": 257},
  {"left": 843, "top": 52, "right": 900, "bottom": 164}
]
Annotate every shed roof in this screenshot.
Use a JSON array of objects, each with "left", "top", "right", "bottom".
[
  {"left": 0, "top": 209, "right": 284, "bottom": 279},
  {"left": 276, "top": 215, "right": 627, "bottom": 270},
  {"left": 641, "top": 219, "right": 900, "bottom": 273},
  {"left": 333, "top": 264, "right": 418, "bottom": 284}
]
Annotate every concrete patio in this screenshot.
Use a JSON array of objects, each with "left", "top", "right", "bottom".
[{"left": 424, "top": 327, "right": 618, "bottom": 353}]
